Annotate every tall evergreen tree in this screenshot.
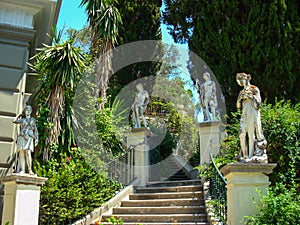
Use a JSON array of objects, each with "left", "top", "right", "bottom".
[
  {"left": 108, "top": 0, "right": 162, "bottom": 98},
  {"left": 163, "top": 0, "right": 300, "bottom": 113}
]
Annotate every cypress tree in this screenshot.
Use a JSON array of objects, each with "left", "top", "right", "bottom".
[{"left": 108, "top": 0, "right": 162, "bottom": 98}]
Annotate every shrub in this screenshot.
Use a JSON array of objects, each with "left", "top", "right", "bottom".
[
  {"left": 243, "top": 101, "right": 300, "bottom": 224},
  {"left": 261, "top": 100, "right": 300, "bottom": 187},
  {"left": 36, "top": 152, "right": 122, "bottom": 224},
  {"left": 245, "top": 183, "right": 300, "bottom": 225}
]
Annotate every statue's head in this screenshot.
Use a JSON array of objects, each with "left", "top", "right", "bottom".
[
  {"left": 203, "top": 72, "right": 211, "bottom": 80},
  {"left": 25, "top": 105, "right": 32, "bottom": 115},
  {"left": 236, "top": 72, "right": 251, "bottom": 87},
  {"left": 136, "top": 83, "right": 143, "bottom": 91}
]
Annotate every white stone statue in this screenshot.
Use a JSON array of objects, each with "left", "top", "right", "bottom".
[
  {"left": 196, "top": 72, "right": 218, "bottom": 121},
  {"left": 13, "top": 105, "right": 38, "bottom": 174},
  {"left": 236, "top": 73, "right": 267, "bottom": 163},
  {"left": 131, "top": 83, "right": 150, "bottom": 128}
]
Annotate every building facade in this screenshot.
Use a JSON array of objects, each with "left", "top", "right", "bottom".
[{"left": 0, "top": 0, "right": 62, "bottom": 220}]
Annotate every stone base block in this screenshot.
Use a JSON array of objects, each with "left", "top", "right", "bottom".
[
  {"left": 1, "top": 173, "right": 47, "bottom": 225},
  {"left": 220, "top": 163, "right": 276, "bottom": 225}
]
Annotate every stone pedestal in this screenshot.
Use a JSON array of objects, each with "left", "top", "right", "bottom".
[
  {"left": 127, "top": 127, "right": 150, "bottom": 186},
  {"left": 199, "top": 121, "right": 224, "bottom": 164},
  {"left": 220, "top": 163, "right": 276, "bottom": 225},
  {"left": 1, "top": 174, "right": 47, "bottom": 225}
]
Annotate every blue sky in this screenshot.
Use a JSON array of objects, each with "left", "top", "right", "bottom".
[{"left": 57, "top": 0, "right": 86, "bottom": 31}]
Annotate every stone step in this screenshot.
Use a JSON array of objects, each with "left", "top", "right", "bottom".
[
  {"left": 136, "top": 185, "right": 202, "bottom": 193},
  {"left": 113, "top": 206, "right": 205, "bottom": 214},
  {"left": 169, "top": 176, "right": 189, "bottom": 181},
  {"left": 171, "top": 173, "right": 188, "bottom": 178},
  {"left": 102, "top": 214, "right": 208, "bottom": 223},
  {"left": 147, "top": 179, "right": 201, "bottom": 187},
  {"left": 97, "top": 222, "right": 210, "bottom": 225},
  {"left": 129, "top": 191, "right": 203, "bottom": 200},
  {"left": 173, "top": 171, "right": 187, "bottom": 176},
  {"left": 91, "top": 179, "right": 208, "bottom": 225},
  {"left": 121, "top": 198, "right": 204, "bottom": 207},
  {"left": 164, "top": 164, "right": 180, "bottom": 168}
]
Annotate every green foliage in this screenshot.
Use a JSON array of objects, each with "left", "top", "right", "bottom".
[
  {"left": 148, "top": 76, "right": 199, "bottom": 163},
  {"left": 80, "top": 0, "right": 122, "bottom": 55},
  {"left": 117, "top": 0, "right": 161, "bottom": 43},
  {"left": 163, "top": 0, "right": 300, "bottom": 113},
  {"left": 163, "top": 0, "right": 197, "bottom": 43},
  {"left": 149, "top": 122, "right": 176, "bottom": 165},
  {"left": 95, "top": 0, "right": 122, "bottom": 45},
  {"left": 36, "top": 152, "right": 122, "bottom": 224},
  {"left": 245, "top": 183, "right": 300, "bottom": 225},
  {"left": 65, "top": 27, "right": 92, "bottom": 53},
  {"left": 261, "top": 101, "right": 300, "bottom": 187},
  {"left": 74, "top": 85, "right": 130, "bottom": 170},
  {"left": 102, "top": 216, "right": 124, "bottom": 225},
  {"left": 177, "top": 113, "right": 199, "bottom": 161},
  {"left": 95, "top": 98, "right": 130, "bottom": 156},
  {"left": 109, "top": 0, "right": 162, "bottom": 95}
]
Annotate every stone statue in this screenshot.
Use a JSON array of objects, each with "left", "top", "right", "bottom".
[
  {"left": 196, "top": 72, "right": 218, "bottom": 121},
  {"left": 131, "top": 83, "right": 150, "bottom": 128},
  {"left": 236, "top": 73, "right": 267, "bottom": 163},
  {"left": 13, "top": 105, "right": 38, "bottom": 174}
]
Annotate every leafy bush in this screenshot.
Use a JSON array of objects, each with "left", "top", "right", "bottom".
[
  {"left": 261, "top": 101, "right": 300, "bottom": 187},
  {"left": 243, "top": 101, "right": 300, "bottom": 224},
  {"left": 36, "top": 152, "right": 122, "bottom": 224},
  {"left": 245, "top": 183, "right": 300, "bottom": 225},
  {"left": 95, "top": 99, "right": 130, "bottom": 157}
]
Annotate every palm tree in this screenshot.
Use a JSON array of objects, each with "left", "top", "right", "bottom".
[
  {"left": 30, "top": 30, "right": 86, "bottom": 161},
  {"left": 81, "top": 0, "right": 122, "bottom": 109}
]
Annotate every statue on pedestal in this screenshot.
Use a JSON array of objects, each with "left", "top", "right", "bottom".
[
  {"left": 131, "top": 83, "right": 150, "bottom": 128},
  {"left": 13, "top": 105, "right": 38, "bottom": 174},
  {"left": 196, "top": 72, "right": 218, "bottom": 121},
  {"left": 236, "top": 73, "right": 267, "bottom": 163}
]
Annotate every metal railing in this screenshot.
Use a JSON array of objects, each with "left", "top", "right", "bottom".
[
  {"left": 105, "top": 146, "right": 135, "bottom": 185},
  {"left": 209, "top": 152, "right": 227, "bottom": 224}
]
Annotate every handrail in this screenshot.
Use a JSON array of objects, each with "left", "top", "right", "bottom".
[
  {"left": 103, "top": 145, "right": 136, "bottom": 186},
  {"left": 210, "top": 152, "right": 227, "bottom": 184},
  {"left": 209, "top": 152, "right": 227, "bottom": 224}
]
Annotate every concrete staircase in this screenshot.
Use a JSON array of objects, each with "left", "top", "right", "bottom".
[
  {"left": 165, "top": 159, "right": 189, "bottom": 181},
  {"left": 98, "top": 179, "right": 209, "bottom": 225}
]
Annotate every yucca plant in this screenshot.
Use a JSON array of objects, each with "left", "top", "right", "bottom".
[{"left": 30, "top": 28, "right": 87, "bottom": 161}]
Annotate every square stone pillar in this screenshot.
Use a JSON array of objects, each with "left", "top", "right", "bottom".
[
  {"left": 199, "top": 121, "right": 224, "bottom": 164},
  {"left": 1, "top": 174, "right": 47, "bottom": 225},
  {"left": 220, "top": 163, "right": 276, "bottom": 225},
  {"left": 127, "top": 127, "right": 150, "bottom": 186}
]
